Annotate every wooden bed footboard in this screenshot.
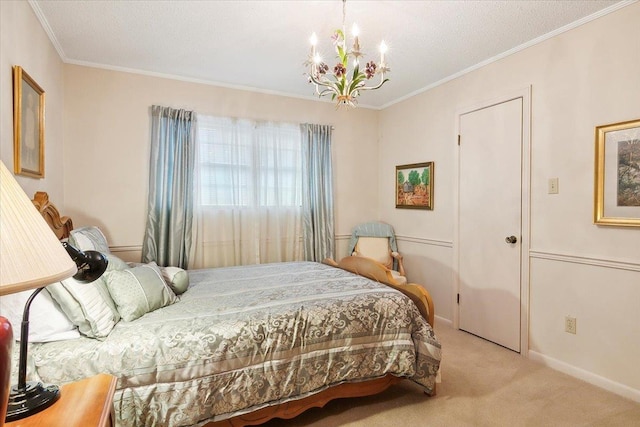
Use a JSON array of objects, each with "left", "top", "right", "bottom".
[
  {"left": 205, "top": 375, "right": 402, "bottom": 427},
  {"left": 208, "top": 257, "right": 437, "bottom": 427},
  {"left": 326, "top": 256, "right": 435, "bottom": 327},
  {"left": 207, "top": 257, "right": 437, "bottom": 427}
]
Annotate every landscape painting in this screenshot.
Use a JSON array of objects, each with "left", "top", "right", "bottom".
[
  {"left": 617, "top": 139, "right": 640, "bottom": 206},
  {"left": 396, "top": 162, "right": 433, "bottom": 210},
  {"left": 594, "top": 118, "right": 640, "bottom": 227}
]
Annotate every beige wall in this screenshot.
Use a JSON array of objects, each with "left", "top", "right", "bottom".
[
  {"left": 62, "top": 65, "right": 380, "bottom": 259},
  {"left": 379, "top": 3, "right": 640, "bottom": 398},
  {"left": 0, "top": 1, "right": 65, "bottom": 205}
]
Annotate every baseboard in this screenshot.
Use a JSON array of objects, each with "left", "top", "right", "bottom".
[
  {"left": 109, "top": 245, "right": 142, "bottom": 252},
  {"left": 434, "top": 315, "right": 452, "bottom": 328},
  {"left": 528, "top": 350, "right": 640, "bottom": 403},
  {"left": 109, "top": 245, "right": 143, "bottom": 263}
]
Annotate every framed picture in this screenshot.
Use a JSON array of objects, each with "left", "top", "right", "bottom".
[
  {"left": 13, "top": 65, "right": 45, "bottom": 178},
  {"left": 594, "top": 118, "right": 640, "bottom": 227},
  {"left": 396, "top": 162, "right": 434, "bottom": 210}
]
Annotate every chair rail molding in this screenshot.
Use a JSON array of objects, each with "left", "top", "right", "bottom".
[
  {"left": 395, "top": 235, "right": 453, "bottom": 248},
  {"left": 529, "top": 250, "right": 640, "bottom": 272}
]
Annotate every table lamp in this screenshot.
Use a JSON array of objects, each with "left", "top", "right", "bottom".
[{"left": 0, "top": 161, "right": 106, "bottom": 422}]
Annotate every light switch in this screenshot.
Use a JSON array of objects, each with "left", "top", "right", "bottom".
[{"left": 548, "top": 178, "right": 559, "bottom": 194}]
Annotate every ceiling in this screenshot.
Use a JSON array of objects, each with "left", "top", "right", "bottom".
[{"left": 31, "top": 0, "right": 626, "bottom": 109}]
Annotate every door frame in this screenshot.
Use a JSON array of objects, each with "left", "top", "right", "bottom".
[{"left": 453, "top": 86, "right": 531, "bottom": 355}]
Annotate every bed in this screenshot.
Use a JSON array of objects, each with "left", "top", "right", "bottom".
[{"left": 17, "top": 192, "right": 441, "bottom": 427}]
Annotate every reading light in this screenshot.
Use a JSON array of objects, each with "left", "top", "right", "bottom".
[{"left": 0, "top": 161, "right": 107, "bottom": 421}]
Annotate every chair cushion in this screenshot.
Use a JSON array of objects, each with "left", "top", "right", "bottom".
[{"left": 354, "top": 237, "right": 392, "bottom": 269}]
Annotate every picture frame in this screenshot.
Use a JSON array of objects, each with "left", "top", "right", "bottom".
[
  {"left": 594, "top": 118, "right": 640, "bottom": 227},
  {"left": 396, "top": 162, "right": 434, "bottom": 210},
  {"left": 13, "top": 65, "right": 45, "bottom": 178}
]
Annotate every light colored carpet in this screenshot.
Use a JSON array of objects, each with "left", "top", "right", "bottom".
[{"left": 263, "top": 324, "right": 640, "bottom": 426}]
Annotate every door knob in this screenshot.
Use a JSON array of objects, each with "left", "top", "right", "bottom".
[{"left": 505, "top": 235, "right": 518, "bottom": 244}]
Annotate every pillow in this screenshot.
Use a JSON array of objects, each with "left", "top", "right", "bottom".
[
  {"left": 0, "top": 290, "right": 80, "bottom": 342},
  {"left": 160, "top": 266, "right": 189, "bottom": 295},
  {"left": 104, "top": 253, "right": 130, "bottom": 271},
  {"left": 46, "top": 253, "right": 129, "bottom": 339},
  {"left": 104, "top": 263, "right": 178, "bottom": 322},
  {"left": 68, "top": 226, "right": 110, "bottom": 253}
]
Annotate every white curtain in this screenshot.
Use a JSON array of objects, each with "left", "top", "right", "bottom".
[{"left": 190, "top": 116, "right": 303, "bottom": 269}]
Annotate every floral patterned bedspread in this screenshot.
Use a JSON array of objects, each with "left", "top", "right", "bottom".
[{"left": 28, "top": 262, "right": 441, "bottom": 427}]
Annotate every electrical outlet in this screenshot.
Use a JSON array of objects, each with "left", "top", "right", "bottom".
[
  {"left": 565, "top": 316, "right": 576, "bottom": 334},
  {"left": 549, "top": 178, "right": 559, "bottom": 194}
]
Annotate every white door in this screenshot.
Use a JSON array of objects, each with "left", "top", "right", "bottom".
[{"left": 458, "top": 97, "right": 523, "bottom": 352}]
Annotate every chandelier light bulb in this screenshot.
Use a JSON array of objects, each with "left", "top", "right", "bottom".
[
  {"left": 309, "top": 32, "right": 317, "bottom": 57},
  {"left": 352, "top": 23, "right": 360, "bottom": 52},
  {"left": 379, "top": 40, "right": 387, "bottom": 63}
]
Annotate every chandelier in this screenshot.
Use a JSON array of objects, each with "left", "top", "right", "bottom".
[{"left": 306, "top": 0, "right": 389, "bottom": 107}]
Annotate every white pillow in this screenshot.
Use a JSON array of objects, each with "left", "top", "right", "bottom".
[
  {"left": 68, "top": 226, "right": 110, "bottom": 253},
  {"left": 0, "top": 290, "right": 79, "bottom": 342},
  {"left": 47, "top": 277, "right": 117, "bottom": 339},
  {"left": 46, "top": 253, "right": 129, "bottom": 339}
]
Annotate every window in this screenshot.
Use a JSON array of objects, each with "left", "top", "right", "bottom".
[
  {"left": 192, "top": 115, "right": 304, "bottom": 268},
  {"left": 197, "top": 116, "right": 302, "bottom": 207}
]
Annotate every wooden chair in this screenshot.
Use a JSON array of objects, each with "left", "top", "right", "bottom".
[{"left": 347, "top": 222, "right": 406, "bottom": 285}]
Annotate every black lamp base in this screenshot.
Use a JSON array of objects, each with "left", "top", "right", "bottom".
[{"left": 5, "top": 381, "right": 60, "bottom": 422}]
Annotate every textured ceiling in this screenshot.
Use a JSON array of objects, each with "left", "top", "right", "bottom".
[{"left": 31, "top": 0, "right": 627, "bottom": 109}]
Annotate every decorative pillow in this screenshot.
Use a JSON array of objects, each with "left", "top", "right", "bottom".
[
  {"left": 160, "top": 266, "right": 189, "bottom": 295},
  {"left": 104, "top": 263, "right": 178, "bottom": 322},
  {"left": 0, "top": 290, "right": 80, "bottom": 342},
  {"left": 45, "top": 253, "right": 129, "bottom": 339},
  {"left": 68, "top": 226, "right": 110, "bottom": 254}
]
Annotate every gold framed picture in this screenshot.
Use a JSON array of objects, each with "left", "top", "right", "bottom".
[
  {"left": 396, "top": 162, "right": 434, "bottom": 210},
  {"left": 594, "top": 118, "right": 640, "bottom": 227},
  {"left": 13, "top": 65, "right": 45, "bottom": 178}
]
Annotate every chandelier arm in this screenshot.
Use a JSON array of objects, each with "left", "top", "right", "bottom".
[
  {"left": 355, "top": 75, "right": 389, "bottom": 92},
  {"left": 319, "top": 87, "right": 340, "bottom": 98},
  {"left": 309, "top": 74, "right": 341, "bottom": 94},
  {"left": 309, "top": 71, "right": 343, "bottom": 90},
  {"left": 309, "top": 79, "right": 341, "bottom": 99}
]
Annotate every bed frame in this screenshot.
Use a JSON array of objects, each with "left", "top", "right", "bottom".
[{"left": 32, "top": 191, "right": 436, "bottom": 427}]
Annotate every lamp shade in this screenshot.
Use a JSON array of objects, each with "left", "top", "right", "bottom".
[{"left": 0, "top": 161, "right": 77, "bottom": 295}]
